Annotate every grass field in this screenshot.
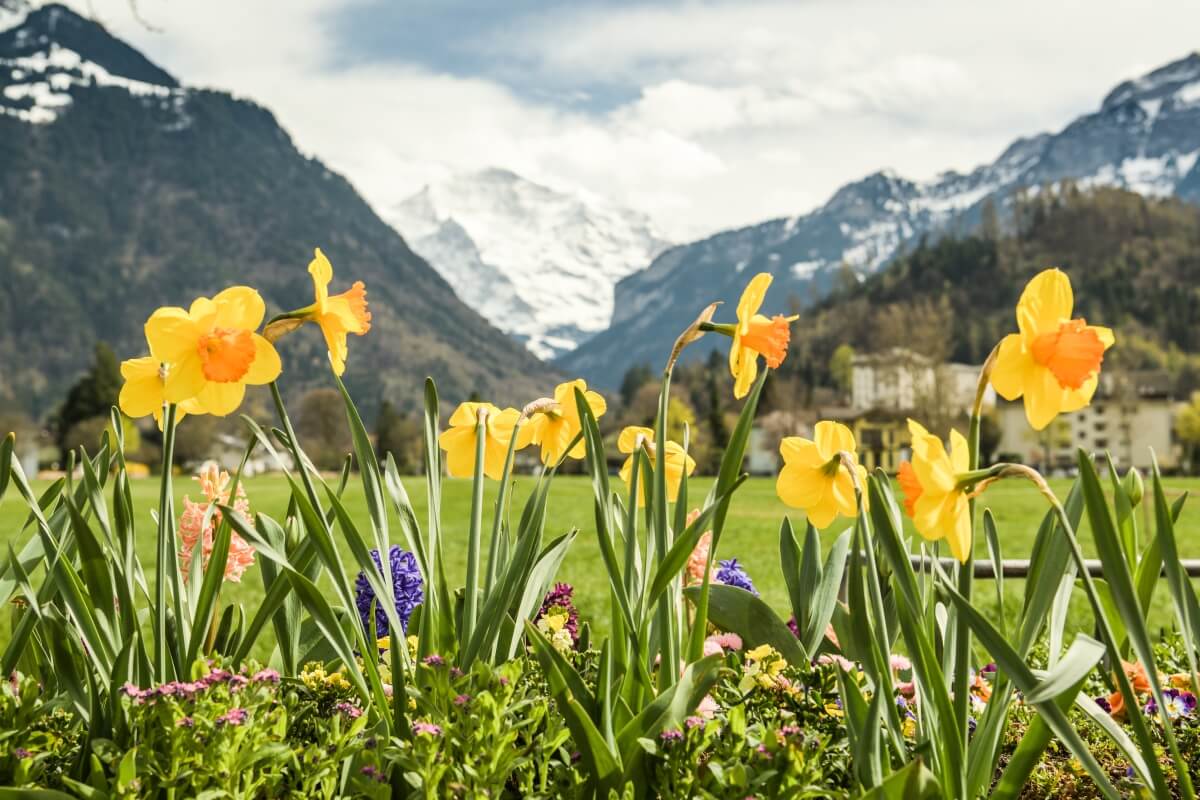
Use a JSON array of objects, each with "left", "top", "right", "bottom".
[{"left": 3, "top": 473, "right": 1198, "bottom": 661}]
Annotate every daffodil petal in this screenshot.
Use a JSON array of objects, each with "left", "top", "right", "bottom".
[
  {"left": 194, "top": 380, "right": 247, "bottom": 417},
  {"left": 162, "top": 352, "right": 206, "bottom": 404},
  {"left": 242, "top": 334, "right": 282, "bottom": 385},
  {"left": 145, "top": 307, "right": 198, "bottom": 364},
  {"left": 990, "top": 334, "right": 1034, "bottom": 401},
  {"left": 813, "top": 420, "right": 855, "bottom": 460},
  {"left": 118, "top": 358, "right": 164, "bottom": 418},
  {"left": 212, "top": 286, "right": 266, "bottom": 331},
  {"left": 1016, "top": 268, "right": 1073, "bottom": 341}
]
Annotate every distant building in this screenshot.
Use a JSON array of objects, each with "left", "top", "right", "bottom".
[
  {"left": 211, "top": 433, "right": 294, "bottom": 476},
  {"left": 747, "top": 410, "right": 813, "bottom": 474},
  {"left": 816, "top": 407, "right": 910, "bottom": 473},
  {"left": 994, "top": 371, "right": 1178, "bottom": 472},
  {"left": 850, "top": 348, "right": 993, "bottom": 416}
]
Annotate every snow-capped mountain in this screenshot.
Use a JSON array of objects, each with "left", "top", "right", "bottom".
[
  {"left": 387, "top": 169, "right": 671, "bottom": 359},
  {"left": 0, "top": 1, "right": 187, "bottom": 125},
  {"left": 562, "top": 52, "right": 1200, "bottom": 387},
  {"left": 0, "top": 3, "right": 556, "bottom": 416}
]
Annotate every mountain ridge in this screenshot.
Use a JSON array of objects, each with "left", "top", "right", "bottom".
[
  {"left": 561, "top": 51, "right": 1200, "bottom": 387},
  {"left": 387, "top": 168, "right": 671, "bottom": 359},
  {"left": 0, "top": 3, "right": 556, "bottom": 418}
]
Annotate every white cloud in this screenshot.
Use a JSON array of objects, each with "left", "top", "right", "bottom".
[{"left": 63, "top": 0, "right": 1200, "bottom": 239}]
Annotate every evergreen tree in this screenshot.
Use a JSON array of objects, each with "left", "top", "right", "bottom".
[{"left": 54, "top": 342, "right": 122, "bottom": 459}]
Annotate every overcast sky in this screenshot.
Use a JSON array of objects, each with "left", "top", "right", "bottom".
[{"left": 70, "top": 0, "right": 1200, "bottom": 240}]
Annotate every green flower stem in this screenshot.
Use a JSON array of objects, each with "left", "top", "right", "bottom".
[
  {"left": 1013, "top": 468, "right": 1177, "bottom": 796},
  {"left": 154, "top": 402, "right": 179, "bottom": 681},
  {"left": 952, "top": 344, "right": 999, "bottom": 784},
  {"left": 697, "top": 321, "right": 736, "bottom": 337},
  {"left": 652, "top": 367, "right": 676, "bottom": 691},
  {"left": 462, "top": 414, "right": 487, "bottom": 651},
  {"left": 484, "top": 419, "right": 523, "bottom": 596}
]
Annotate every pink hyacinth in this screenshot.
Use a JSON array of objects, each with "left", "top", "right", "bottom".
[
  {"left": 178, "top": 464, "right": 256, "bottom": 582},
  {"left": 686, "top": 531, "right": 714, "bottom": 586}
]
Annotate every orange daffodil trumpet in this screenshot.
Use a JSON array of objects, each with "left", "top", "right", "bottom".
[
  {"left": 991, "top": 268, "right": 1114, "bottom": 430},
  {"left": 517, "top": 379, "right": 607, "bottom": 465},
  {"left": 120, "top": 287, "right": 282, "bottom": 421},
  {"left": 617, "top": 426, "right": 696, "bottom": 507},
  {"left": 775, "top": 421, "right": 867, "bottom": 529},
  {"left": 728, "top": 273, "right": 799, "bottom": 399},
  {"left": 438, "top": 402, "right": 521, "bottom": 480},
  {"left": 897, "top": 420, "right": 973, "bottom": 563},
  {"left": 263, "top": 248, "right": 372, "bottom": 376}
]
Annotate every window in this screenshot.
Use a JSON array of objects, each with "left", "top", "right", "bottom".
[{"left": 1094, "top": 438, "right": 1109, "bottom": 450}]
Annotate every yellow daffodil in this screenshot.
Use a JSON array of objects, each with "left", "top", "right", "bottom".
[
  {"left": 118, "top": 357, "right": 205, "bottom": 428},
  {"left": 263, "top": 248, "right": 372, "bottom": 376},
  {"left": 305, "top": 248, "right": 371, "bottom": 376},
  {"left": 990, "top": 268, "right": 1114, "bottom": 430},
  {"left": 438, "top": 401, "right": 522, "bottom": 480},
  {"left": 143, "top": 287, "right": 282, "bottom": 416},
  {"left": 516, "top": 379, "right": 607, "bottom": 465},
  {"left": 897, "top": 419, "right": 972, "bottom": 563},
  {"left": 617, "top": 426, "right": 696, "bottom": 507},
  {"left": 729, "top": 273, "right": 798, "bottom": 399},
  {"left": 776, "top": 421, "right": 867, "bottom": 529}
]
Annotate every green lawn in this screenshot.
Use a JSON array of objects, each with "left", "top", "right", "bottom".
[{"left": 3, "top": 474, "right": 1198, "bottom": 661}]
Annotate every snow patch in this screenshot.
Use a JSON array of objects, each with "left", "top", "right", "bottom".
[
  {"left": 1176, "top": 81, "right": 1200, "bottom": 107},
  {"left": 1, "top": 39, "right": 182, "bottom": 125},
  {"left": 790, "top": 260, "right": 822, "bottom": 280},
  {"left": 386, "top": 169, "right": 672, "bottom": 359}
]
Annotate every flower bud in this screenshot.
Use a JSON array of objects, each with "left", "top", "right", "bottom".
[{"left": 1123, "top": 467, "right": 1144, "bottom": 508}]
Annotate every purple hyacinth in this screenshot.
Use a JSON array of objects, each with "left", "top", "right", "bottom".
[
  {"left": 354, "top": 545, "right": 424, "bottom": 639},
  {"left": 536, "top": 582, "right": 579, "bottom": 641},
  {"left": 715, "top": 559, "right": 758, "bottom": 596}
]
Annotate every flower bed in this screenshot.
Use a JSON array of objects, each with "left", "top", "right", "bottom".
[{"left": 1, "top": 254, "right": 1198, "bottom": 798}]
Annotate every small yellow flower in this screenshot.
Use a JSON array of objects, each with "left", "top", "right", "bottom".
[
  {"left": 729, "top": 273, "right": 798, "bottom": 399},
  {"left": 118, "top": 357, "right": 205, "bottom": 428},
  {"left": 617, "top": 426, "right": 696, "bottom": 507},
  {"left": 776, "top": 421, "right": 867, "bottom": 529},
  {"left": 376, "top": 636, "right": 391, "bottom": 652},
  {"left": 898, "top": 419, "right": 972, "bottom": 563},
  {"left": 438, "top": 402, "right": 522, "bottom": 480},
  {"left": 990, "top": 268, "right": 1114, "bottom": 430},
  {"left": 745, "top": 644, "right": 775, "bottom": 662},
  {"left": 516, "top": 379, "right": 607, "bottom": 464},
  {"left": 142, "top": 287, "right": 282, "bottom": 416}
]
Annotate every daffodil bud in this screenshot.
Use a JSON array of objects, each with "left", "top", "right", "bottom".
[{"left": 1123, "top": 467, "right": 1145, "bottom": 508}]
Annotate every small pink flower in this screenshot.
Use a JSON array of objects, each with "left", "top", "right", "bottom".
[
  {"left": 697, "top": 694, "right": 719, "bottom": 719},
  {"left": 412, "top": 721, "right": 442, "bottom": 736},
  {"left": 817, "top": 653, "right": 856, "bottom": 672},
  {"left": 703, "top": 637, "right": 723, "bottom": 657},
  {"left": 684, "top": 715, "right": 705, "bottom": 729},
  {"left": 216, "top": 707, "right": 248, "bottom": 726},
  {"left": 714, "top": 632, "right": 742, "bottom": 651},
  {"left": 335, "top": 702, "right": 363, "bottom": 718},
  {"left": 889, "top": 654, "right": 912, "bottom": 672},
  {"left": 252, "top": 669, "right": 280, "bottom": 684},
  {"left": 453, "top": 694, "right": 470, "bottom": 706}
]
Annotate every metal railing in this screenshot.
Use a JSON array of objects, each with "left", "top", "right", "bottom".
[{"left": 906, "top": 556, "right": 1200, "bottom": 579}]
